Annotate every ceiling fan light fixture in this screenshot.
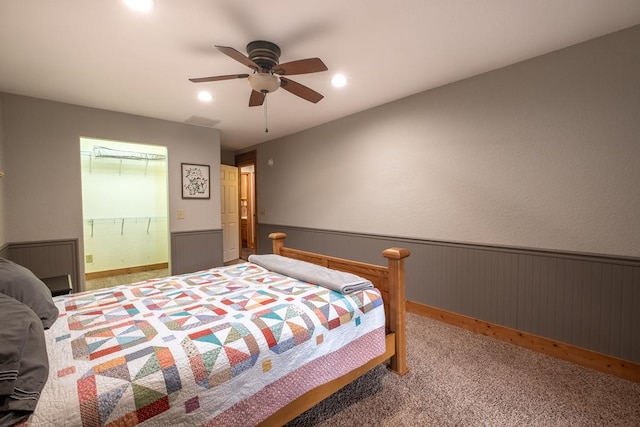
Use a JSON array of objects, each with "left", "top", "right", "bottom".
[{"left": 248, "top": 73, "right": 281, "bottom": 93}]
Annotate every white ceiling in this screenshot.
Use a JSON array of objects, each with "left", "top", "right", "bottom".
[{"left": 1, "top": 1, "right": 639, "bottom": 151}]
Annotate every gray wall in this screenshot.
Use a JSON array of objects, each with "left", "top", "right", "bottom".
[
  {"left": 256, "top": 25, "right": 640, "bottom": 259},
  {"left": 254, "top": 26, "right": 640, "bottom": 362},
  {"left": 0, "top": 94, "right": 223, "bottom": 287}
]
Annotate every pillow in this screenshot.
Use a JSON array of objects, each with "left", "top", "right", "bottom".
[
  {"left": 0, "top": 258, "right": 59, "bottom": 329},
  {"left": 0, "top": 293, "right": 50, "bottom": 425}
]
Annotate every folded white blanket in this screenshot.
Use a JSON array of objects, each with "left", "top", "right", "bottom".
[{"left": 248, "top": 254, "right": 374, "bottom": 294}]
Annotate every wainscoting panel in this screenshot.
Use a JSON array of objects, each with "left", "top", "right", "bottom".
[
  {"left": 5, "top": 239, "right": 79, "bottom": 292},
  {"left": 517, "top": 254, "right": 639, "bottom": 362},
  {"left": 259, "top": 224, "right": 640, "bottom": 364},
  {"left": 415, "top": 243, "right": 520, "bottom": 327},
  {"left": 170, "top": 229, "right": 223, "bottom": 275}
]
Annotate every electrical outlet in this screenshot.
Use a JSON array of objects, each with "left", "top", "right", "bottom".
[{"left": 86, "top": 254, "right": 94, "bottom": 263}]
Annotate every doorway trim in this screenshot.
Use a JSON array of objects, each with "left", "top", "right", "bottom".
[{"left": 235, "top": 150, "right": 258, "bottom": 254}]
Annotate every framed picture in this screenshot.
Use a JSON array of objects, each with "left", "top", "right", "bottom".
[{"left": 181, "top": 163, "right": 210, "bottom": 199}]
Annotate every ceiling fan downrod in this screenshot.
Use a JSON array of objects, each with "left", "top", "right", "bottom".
[{"left": 264, "top": 94, "right": 269, "bottom": 133}]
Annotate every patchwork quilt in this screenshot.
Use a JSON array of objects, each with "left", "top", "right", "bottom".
[{"left": 28, "top": 262, "right": 386, "bottom": 426}]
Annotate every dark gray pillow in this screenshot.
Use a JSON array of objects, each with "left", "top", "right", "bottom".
[
  {"left": 0, "top": 258, "right": 59, "bottom": 329},
  {"left": 0, "top": 293, "right": 50, "bottom": 425}
]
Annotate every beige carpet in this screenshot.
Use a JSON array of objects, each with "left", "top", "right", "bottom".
[{"left": 286, "top": 313, "right": 640, "bottom": 426}]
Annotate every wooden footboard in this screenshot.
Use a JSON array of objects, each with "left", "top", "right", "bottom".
[
  {"left": 268, "top": 232, "right": 410, "bottom": 375},
  {"left": 259, "top": 233, "right": 410, "bottom": 426}
]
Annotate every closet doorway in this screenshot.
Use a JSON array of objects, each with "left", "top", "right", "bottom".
[
  {"left": 236, "top": 150, "right": 257, "bottom": 259},
  {"left": 80, "top": 138, "right": 169, "bottom": 288}
]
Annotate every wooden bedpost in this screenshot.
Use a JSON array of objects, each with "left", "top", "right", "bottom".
[
  {"left": 268, "top": 232, "right": 287, "bottom": 255},
  {"left": 383, "top": 247, "right": 411, "bottom": 375}
]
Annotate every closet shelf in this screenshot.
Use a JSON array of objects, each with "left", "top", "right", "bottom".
[
  {"left": 82, "top": 146, "right": 167, "bottom": 175},
  {"left": 86, "top": 216, "right": 168, "bottom": 236},
  {"left": 85, "top": 146, "right": 166, "bottom": 161},
  {"left": 86, "top": 216, "right": 168, "bottom": 222}
]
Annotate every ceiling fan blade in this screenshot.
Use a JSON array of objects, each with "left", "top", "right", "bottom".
[
  {"left": 280, "top": 77, "right": 324, "bottom": 103},
  {"left": 189, "top": 74, "right": 249, "bottom": 83},
  {"left": 273, "top": 58, "right": 327, "bottom": 75},
  {"left": 215, "top": 45, "right": 260, "bottom": 71},
  {"left": 249, "top": 90, "right": 265, "bottom": 107}
]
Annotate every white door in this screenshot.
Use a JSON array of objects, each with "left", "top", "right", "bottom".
[{"left": 220, "top": 164, "right": 240, "bottom": 262}]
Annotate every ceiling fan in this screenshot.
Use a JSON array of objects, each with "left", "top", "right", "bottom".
[{"left": 189, "top": 40, "right": 328, "bottom": 107}]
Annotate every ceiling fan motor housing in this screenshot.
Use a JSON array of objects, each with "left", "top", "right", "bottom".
[
  {"left": 247, "top": 40, "right": 281, "bottom": 71},
  {"left": 190, "top": 40, "right": 325, "bottom": 105}
]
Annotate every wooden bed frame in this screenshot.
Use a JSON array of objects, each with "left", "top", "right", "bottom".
[{"left": 259, "top": 232, "right": 411, "bottom": 426}]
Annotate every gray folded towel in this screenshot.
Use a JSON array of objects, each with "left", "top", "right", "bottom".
[{"left": 248, "top": 254, "right": 374, "bottom": 294}]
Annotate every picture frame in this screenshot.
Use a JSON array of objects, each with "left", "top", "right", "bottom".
[{"left": 181, "top": 163, "right": 210, "bottom": 199}]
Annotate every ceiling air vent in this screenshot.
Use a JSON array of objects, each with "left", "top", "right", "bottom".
[{"left": 184, "top": 116, "right": 220, "bottom": 128}]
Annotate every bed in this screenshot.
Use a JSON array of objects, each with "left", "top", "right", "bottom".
[{"left": 2, "top": 232, "right": 410, "bottom": 426}]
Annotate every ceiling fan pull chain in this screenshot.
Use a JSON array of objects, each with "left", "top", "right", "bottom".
[{"left": 264, "top": 94, "right": 269, "bottom": 133}]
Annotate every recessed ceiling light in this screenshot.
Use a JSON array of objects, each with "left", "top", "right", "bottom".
[
  {"left": 124, "top": 0, "right": 155, "bottom": 12},
  {"left": 197, "top": 91, "right": 213, "bottom": 102},
  {"left": 331, "top": 74, "right": 347, "bottom": 88}
]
